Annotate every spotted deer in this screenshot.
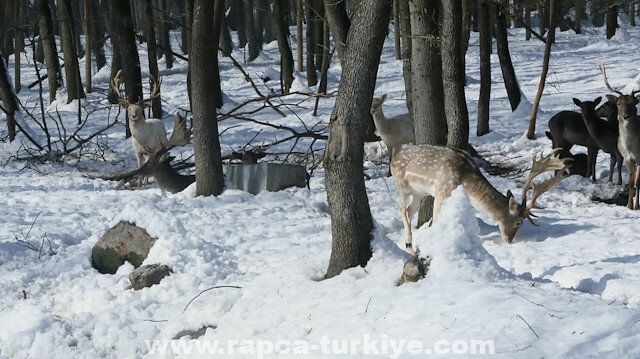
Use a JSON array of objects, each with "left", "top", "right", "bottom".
[
  {"left": 390, "top": 145, "right": 569, "bottom": 252},
  {"left": 600, "top": 60, "right": 640, "bottom": 209}
]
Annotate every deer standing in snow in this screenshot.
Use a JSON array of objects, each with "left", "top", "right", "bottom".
[
  {"left": 391, "top": 145, "right": 569, "bottom": 253},
  {"left": 600, "top": 60, "right": 640, "bottom": 209},
  {"left": 370, "top": 94, "right": 415, "bottom": 175},
  {"left": 112, "top": 71, "right": 168, "bottom": 186}
]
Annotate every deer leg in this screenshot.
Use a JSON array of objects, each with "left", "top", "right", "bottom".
[
  {"left": 627, "top": 165, "right": 635, "bottom": 209},
  {"left": 635, "top": 166, "right": 640, "bottom": 210},
  {"left": 587, "top": 147, "right": 598, "bottom": 181},
  {"left": 135, "top": 151, "right": 146, "bottom": 187},
  {"left": 608, "top": 154, "right": 615, "bottom": 183},
  {"left": 617, "top": 153, "right": 624, "bottom": 186}
]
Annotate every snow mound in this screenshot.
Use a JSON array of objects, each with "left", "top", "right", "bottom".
[{"left": 414, "top": 186, "right": 512, "bottom": 283}]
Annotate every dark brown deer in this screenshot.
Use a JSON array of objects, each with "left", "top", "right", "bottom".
[
  {"left": 573, "top": 97, "right": 623, "bottom": 185},
  {"left": 391, "top": 145, "right": 569, "bottom": 252},
  {"left": 600, "top": 60, "right": 640, "bottom": 209},
  {"left": 545, "top": 111, "right": 599, "bottom": 181},
  {"left": 139, "top": 153, "right": 195, "bottom": 194}
]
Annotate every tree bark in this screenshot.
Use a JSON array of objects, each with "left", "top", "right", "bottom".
[
  {"left": 324, "top": 0, "right": 392, "bottom": 279},
  {"left": 494, "top": 0, "right": 521, "bottom": 112},
  {"left": 323, "top": 0, "right": 350, "bottom": 62},
  {"left": 57, "top": 0, "right": 85, "bottom": 104},
  {"left": 244, "top": 0, "right": 260, "bottom": 61},
  {"left": 442, "top": 0, "right": 469, "bottom": 150},
  {"left": 143, "top": 0, "right": 162, "bottom": 118},
  {"left": 0, "top": 52, "right": 17, "bottom": 141},
  {"left": 296, "top": 0, "right": 304, "bottom": 72},
  {"left": 38, "top": 0, "right": 62, "bottom": 103},
  {"left": 605, "top": 2, "right": 618, "bottom": 39},
  {"left": 191, "top": 0, "right": 226, "bottom": 197},
  {"left": 273, "top": 0, "right": 294, "bottom": 93},
  {"left": 477, "top": 0, "right": 491, "bottom": 136},
  {"left": 409, "top": 0, "right": 446, "bottom": 227},
  {"left": 83, "top": 0, "right": 93, "bottom": 93},
  {"left": 110, "top": 0, "right": 142, "bottom": 137},
  {"left": 399, "top": 0, "right": 411, "bottom": 115}
]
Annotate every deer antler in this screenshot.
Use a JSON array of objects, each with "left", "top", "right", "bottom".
[
  {"left": 599, "top": 60, "right": 624, "bottom": 96},
  {"left": 521, "top": 148, "right": 571, "bottom": 225},
  {"left": 166, "top": 113, "right": 192, "bottom": 147},
  {"left": 111, "top": 70, "right": 126, "bottom": 102},
  {"left": 146, "top": 74, "right": 162, "bottom": 102}
]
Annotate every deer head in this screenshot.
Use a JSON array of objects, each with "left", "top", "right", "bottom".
[
  {"left": 111, "top": 70, "right": 162, "bottom": 123},
  {"left": 599, "top": 60, "right": 640, "bottom": 121}
]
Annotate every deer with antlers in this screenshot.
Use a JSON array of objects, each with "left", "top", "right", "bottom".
[
  {"left": 112, "top": 71, "right": 175, "bottom": 186},
  {"left": 391, "top": 145, "right": 570, "bottom": 253},
  {"left": 600, "top": 60, "right": 640, "bottom": 209}
]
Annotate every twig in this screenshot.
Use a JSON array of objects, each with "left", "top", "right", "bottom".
[
  {"left": 512, "top": 288, "right": 577, "bottom": 313},
  {"left": 182, "top": 285, "right": 242, "bottom": 313},
  {"left": 516, "top": 314, "right": 539, "bottom": 339}
]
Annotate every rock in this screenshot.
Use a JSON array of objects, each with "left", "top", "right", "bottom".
[
  {"left": 129, "top": 263, "right": 171, "bottom": 290},
  {"left": 91, "top": 221, "right": 156, "bottom": 274},
  {"left": 397, "top": 254, "right": 431, "bottom": 285}
]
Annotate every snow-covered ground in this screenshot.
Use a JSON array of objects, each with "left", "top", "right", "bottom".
[{"left": 2, "top": 21, "right": 640, "bottom": 358}]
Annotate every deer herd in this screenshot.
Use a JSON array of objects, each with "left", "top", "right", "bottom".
[
  {"left": 110, "top": 60, "right": 640, "bottom": 253},
  {"left": 371, "top": 61, "right": 640, "bottom": 253}
]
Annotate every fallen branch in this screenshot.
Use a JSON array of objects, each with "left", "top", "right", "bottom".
[{"left": 182, "top": 285, "right": 242, "bottom": 313}]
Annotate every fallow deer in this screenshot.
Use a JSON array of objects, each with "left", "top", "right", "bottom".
[
  {"left": 600, "top": 60, "right": 640, "bottom": 209},
  {"left": 112, "top": 71, "right": 167, "bottom": 186},
  {"left": 390, "top": 145, "right": 569, "bottom": 253},
  {"left": 370, "top": 94, "right": 415, "bottom": 175},
  {"left": 573, "top": 97, "right": 623, "bottom": 185}
]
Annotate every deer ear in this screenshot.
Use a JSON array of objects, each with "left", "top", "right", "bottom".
[
  {"left": 508, "top": 195, "right": 520, "bottom": 213},
  {"left": 118, "top": 99, "right": 130, "bottom": 109},
  {"left": 381, "top": 93, "right": 387, "bottom": 102},
  {"left": 606, "top": 94, "right": 618, "bottom": 103},
  {"left": 545, "top": 131, "right": 552, "bottom": 140},
  {"left": 594, "top": 96, "right": 602, "bottom": 106},
  {"left": 572, "top": 98, "right": 581, "bottom": 106}
]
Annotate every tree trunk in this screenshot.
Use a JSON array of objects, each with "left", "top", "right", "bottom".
[
  {"left": 296, "top": 0, "right": 303, "bottom": 72},
  {"left": 305, "top": 0, "right": 320, "bottom": 86},
  {"left": 494, "top": 0, "right": 521, "bottom": 112},
  {"left": 38, "top": 0, "right": 62, "bottom": 103},
  {"left": 323, "top": 0, "right": 350, "bottom": 62},
  {"left": 273, "top": 0, "right": 294, "bottom": 93},
  {"left": 57, "top": 0, "right": 85, "bottom": 104},
  {"left": 191, "top": 0, "right": 226, "bottom": 197},
  {"left": 143, "top": 0, "right": 162, "bottom": 119},
  {"left": 575, "top": 0, "right": 584, "bottom": 34},
  {"left": 13, "top": 0, "right": 23, "bottom": 94},
  {"left": 606, "top": 3, "right": 618, "bottom": 39},
  {"left": 527, "top": 0, "right": 558, "bottom": 139},
  {"left": 0, "top": 52, "right": 17, "bottom": 142},
  {"left": 156, "top": 0, "right": 174, "bottom": 68},
  {"left": 110, "top": 0, "right": 142, "bottom": 137},
  {"left": 324, "top": 0, "right": 392, "bottom": 279},
  {"left": 409, "top": 0, "right": 446, "bottom": 227},
  {"left": 84, "top": 0, "right": 93, "bottom": 93},
  {"left": 399, "top": 0, "right": 411, "bottom": 115},
  {"left": 477, "top": 0, "right": 491, "bottom": 136},
  {"left": 442, "top": 0, "right": 469, "bottom": 150},
  {"left": 630, "top": 1, "right": 636, "bottom": 27},
  {"left": 244, "top": 0, "right": 260, "bottom": 61},
  {"left": 182, "top": 0, "right": 194, "bottom": 55}
]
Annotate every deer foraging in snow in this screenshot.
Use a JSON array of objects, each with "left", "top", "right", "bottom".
[
  {"left": 391, "top": 145, "right": 569, "bottom": 253},
  {"left": 545, "top": 111, "right": 599, "bottom": 181},
  {"left": 112, "top": 70, "right": 167, "bottom": 185},
  {"left": 600, "top": 60, "right": 640, "bottom": 209},
  {"left": 370, "top": 94, "right": 415, "bottom": 175}
]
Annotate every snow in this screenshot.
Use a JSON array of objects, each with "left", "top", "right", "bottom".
[{"left": 2, "top": 22, "right": 640, "bottom": 358}]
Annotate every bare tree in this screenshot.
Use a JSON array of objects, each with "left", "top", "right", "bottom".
[
  {"left": 324, "top": 0, "right": 392, "bottom": 279},
  {"left": 272, "top": 0, "right": 294, "bottom": 93},
  {"left": 442, "top": 0, "right": 469, "bottom": 150},
  {"left": 477, "top": 0, "right": 491, "bottom": 136},
  {"left": 57, "top": 0, "right": 85, "bottom": 104},
  {"left": 37, "top": 0, "right": 61, "bottom": 103},
  {"left": 494, "top": 0, "right": 521, "bottom": 112},
  {"left": 143, "top": 0, "right": 162, "bottom": 118},
  {"left": 191, "top": 0, "right": 226, "bottom": 196},
  {"left": 527, "top": 0, "right": 559, "bottom": 139},
  {"left": 0, "top": 52, "right": 17, "bottom": 141}
]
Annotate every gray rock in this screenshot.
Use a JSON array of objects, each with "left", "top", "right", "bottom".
[
  {"left": 129, "top": 263, "right": 171, "bottom": 290},
  {"left": 91, "top": 221, "right": 156, "bottom": 274},
  {"left": 397, "top": 254, "right": 431, "bottom": 285}
]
